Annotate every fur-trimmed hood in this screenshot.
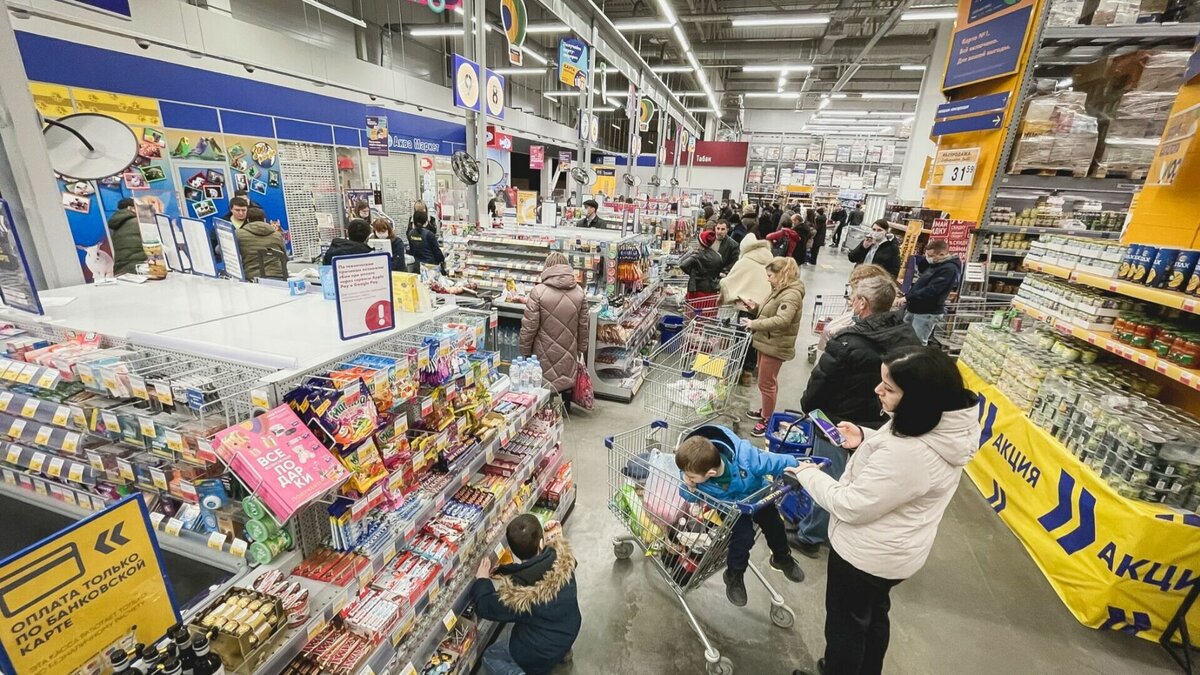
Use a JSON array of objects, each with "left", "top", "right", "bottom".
[{"left": 495, "top": 538, "right": 577, "bottom": 613}]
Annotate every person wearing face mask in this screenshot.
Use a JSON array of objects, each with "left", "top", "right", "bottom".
[
  {"left": 900, "top": 239, "right": 962, "bottom": 346},
  {"left": 371, "top": 218, "right": 407, "bottom": 272},
  {"left": 787, "top": 347, "right": 978, "bottom": 675},
  {"left": 577, "top": 199, "right": 605, "bottom": 229},
  {"left": 791, "top": 276, "right": 921, "bottom": 558},
  {"left": 848, "top": 219, "right": 901, "bottom": 278}
]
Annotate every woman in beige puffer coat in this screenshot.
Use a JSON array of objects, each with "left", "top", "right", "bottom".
[{"left": 520, "top": 252, "right": 590, "bottom": 412}]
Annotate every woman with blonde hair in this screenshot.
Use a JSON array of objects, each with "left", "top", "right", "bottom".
[
  {"left": 520, "top": 252, "right": 589, "bottom": 412},
  {"left": 740, "top": 257, "right": 806, "bottom": 437}
]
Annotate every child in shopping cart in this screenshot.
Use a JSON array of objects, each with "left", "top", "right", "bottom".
[{"left": 675, "top": 425, "right": 806, "bottom": 607}]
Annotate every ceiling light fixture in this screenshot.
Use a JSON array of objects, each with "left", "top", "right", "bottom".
[
  {"left": 543, "top": 91, "right": 582, "bottom": 98},
  {"left": 744, "top": 92, "right": 801, "bottom": 99},
  {"left": 900, "top": 65, "right": 927, "bottom": 71},
  {"left": 859, "top": 92, "right": 920, "bottom": 99},
  {"left": 742, "top": 64, "right": 813, "bottom": 73},
  {"left": 686, "top": 108, "right": 713, "bottom": 113},
  {"left": 614, "top": 19, "right": 674, "bottom": 30},
  {"left": 492, "top": 67, "right": 545, "bottom": 75},
  {"left": 408, "top": 26, "right": 465, "bottom": 37},
  {"left": 521, "top": 46, "right": 550, "bottom": 65},
  {"left": 731, "top": 14, "right": 830, "bottom": 27},
  {"left": 817, "top": 110, "right": 914, "bottom": 116},
  {"left": 525, "top": 22, "right": 569, "bottom": 34},
  {"left": 901, "top": 8, "right": 958, "bottom": 20},
  {"left": 301, "top": 0, "right": 366, "bottom": 27},
  {"left": 652, "top": 64, "right": 693, "bottom": 73}
]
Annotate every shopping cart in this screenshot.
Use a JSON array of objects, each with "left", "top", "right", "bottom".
[
  {"left": 640, "top": 318, "right": 751, "bottom": 437},
  {"left": 606, "top": 420, "right": 812, "bottom": 675},
  {"left": 808, "top": 293, "right": 851, "bottom": 363},
  {"left": 934, "top": 296, "right": 1010, "bottom": 354},
  {"left": 683, "top": 293, "right": 741, "bottom": 324}
]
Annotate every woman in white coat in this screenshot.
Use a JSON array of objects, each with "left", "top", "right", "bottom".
[
  {"left": 718, "top": 233, "right": 773, "bottom": 386},
  {"left": 788, "top": 347, "right": 980, "bottom": 675}
]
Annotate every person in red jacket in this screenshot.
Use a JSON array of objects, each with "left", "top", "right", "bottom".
[{"left": 766, "top": 216, "right": 801, "bottom": 257}]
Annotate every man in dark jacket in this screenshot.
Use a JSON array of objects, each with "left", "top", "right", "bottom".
[
  {"left": 679, "top": 230, "right": 724, "bottom": 296},
  {"left": 108, "top": 198, "right": 146, "bottom": 275},
  {"left": 848, "top": 219, "right": 902, "bottom": 278},
  {"left": 473, "top": 514, "right": 580, "bottom": 675},
  {"left": 903, "top": 238, "right": 961, "bottom": 345},
  {"left": 847, "top": 202, "right": 864, "bottom": 229},
  {"left": 809, "top": 207, "right": 827, "bottom": 265},
  {"left": 406, "top": 210, "right": 445, "bottom": 272},
  {"left": 792, "top": 276, "right": 921, "bottom": 556},
  {"left": 830, "top": 205, "right": 848, "bottom": 248},
  {"left": 322, "top": 218, "right": 373, "bottom": 265},
  {"left": 236, "top": 207, "right": 288, "bottom": 280},
  {"left": 714, "top": 220, "right": 739, "bottom": 274},
  {"left": 577, "top": 199, "right": 605, "bottom": 228}
]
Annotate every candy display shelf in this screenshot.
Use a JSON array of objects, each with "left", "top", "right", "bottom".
[{"left": 1012, "top": 298, "right": 1200, "bottom": 392}]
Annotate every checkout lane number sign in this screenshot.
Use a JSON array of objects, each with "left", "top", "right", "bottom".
[{"left": 0, "top": 495, "right": 179, "bottom": 675}]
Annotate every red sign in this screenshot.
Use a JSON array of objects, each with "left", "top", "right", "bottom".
[
  {"left": 664, "top": 140, "right": 749, "bottom": 167},
  {"left": 419, "top": 156, "right": 434, "bottom": 171},
  {"left": 930, "top": 218, "right": 975, "bottom": 256},
  {"left": 486, "top": 126, "right": 513, "bottom": 151},
  {"left": 530, "top": 145, "right": 544, "bottom": 169}
]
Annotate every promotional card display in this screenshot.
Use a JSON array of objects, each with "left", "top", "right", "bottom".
[
  {"left": 154, "top": 213, "right": 185, "bottom": 272},
  {"left": 213, "top": 218, "right": 244, "bottom": 281},
  {"left": 333, "top": 253, "right": 395, "bottom": 341},
  {"left": 0, "top": 200, "right": 44, "bottom": 315},
  {"left": 180, "top": 216, "right": 217, "bottom": 277}
]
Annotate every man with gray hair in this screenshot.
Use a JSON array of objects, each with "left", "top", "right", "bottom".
[{"left": 790, "top": 275, "right": 922, "bottom": 557}]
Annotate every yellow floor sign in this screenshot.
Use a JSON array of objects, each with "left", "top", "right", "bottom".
[
  {"left": 960, "top": 363, "right": 1200, "bottom": 643},
  {"left": 0, "top": 495, "right": 178, "bottom": 674}
]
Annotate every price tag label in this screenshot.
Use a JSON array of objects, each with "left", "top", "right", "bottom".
[
  {"left": 62, "top": 490, "right": 77, "bottom": 507},
  {"left": 150, "top": 467, "right": 169, "bottom": 490},
  {"left": 8, "top": 419, "right": 26, "bottom": 439},
  {"left": 34, "top": 426, "right": 52, "bottom": 447},
  {"left": 229, "top": 539, "right": 248, "bottom": 558},
  {"left": 196, "top": 438, "right": 217, "bottom": 462},
  {"left": 16, "top": 363, "right": 38, "bottom": 384},
  {"left": 420, "top": 397, "right": 433, "bottom": 417},
  {"left": 61, "top": 432, "right": 78, "bottom": 454},
  {"left": 70, "top": 406, "right": 86, "bottom": 428},
  {"left": 179, "top": 480, "right": 197, "bottom": 502},
  {"left": 2, "top": 361, "right": 23, "bottom": 380},
  {"left": 155, "top": 384, "right": 175, "bottom": 407},
  {"left": 101, "top": 411, "right": 121, "bottom": 434},
  {"left": 20, "top": 398, "right": 40, "bottom": 418},
  {"left": 46, "top": 456, "right": 65, "bottom": 478},
  {"left": 139, "top": 416, "right": 157, "bottom": 438},
  {"left": 441, "top": 610, "right": 457, "bottom": 631},
  {"left": 117, "top": 458, "right": 135, "bottom": 481},
  {"left": 164, "top": 518, "right": 183, "bottom": 536},
  {"left": 5, "top": 446, "right": 21, "bottom": 464},
  {"left": 128, "top": 375, "right": 149, "bottom": 400},
  {"left": 67, "top": 463, "right": 85, "bottom": 483},
  {"left": 0, "top": 392, "right": 11, "bottom": 412},
  {"left": 418, "top": 350, "right": 430, "bottom": 370},
  {"left": 2, "top": 469, "right": 13, "bottom": 485},
  {"left": 33, "top": 480, "right": 47, "bottom": 496},
  {"left": 207, "top": 532, "right": 227, "bottom": 550},
  {"left": 76, "top": 364, "right": 96, "bottom": 387},
  {"left": 88, "top": 452, "right": 104, "bottom": 472},
  {"left": 91, "top": 496, "right": 106, "bottom": 511},
  {"left": 250, "top": 388, "right": 271, "bottom": 410},
  {"left": 28, "top": 452, "right": 46, "bottom": 473},
  {"left": 36, "top": 370, "right": 58, "bottom": 389},
  {"left": 306, "top": 618, "right": 327, "bottom": 641},
  {"left": 165, "top": 431, "right": 184, "bottom": 453},
  {"left": 1183, "top": 298, "right": 1197, "bottom": 313},
  {"left": 99, "top": 367, "right": 119, "bottom": 394},
  {"left": 52, "top": 405, "right": 70, "bottom": 427}
]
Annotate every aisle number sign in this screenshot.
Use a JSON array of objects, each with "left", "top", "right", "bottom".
[
  {"left": 932, "top": 147, "right": 980, "bottom": 187},
  {"left": 1147, "top": 102, "right": 1200, "bottom": 187},
  {"left": 0, "top": 495, "right": 178, "bottom": 675}
]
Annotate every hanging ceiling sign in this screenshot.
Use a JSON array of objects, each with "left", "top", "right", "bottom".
[
  {"left": 452, "top": 53, "right": 483, "bottom": 113},
  {"left": 485, "top": 70, "right": 506, "bottom": 120},
  {"left": 936, "top": 92, "right": 1010, "bottom": 120},
  {"left": 501, "top": 0, "right": 527, "bottom": 66},
  {"left": 638, "top": 98, "right": 656, "bottom": 132},
  {"left": 578, "top": 110, "right": 591, "bottom": 141},
  {"left": 932, "top": 111, "right": 1005, "bottom": 137},
  {"left": 590, "top": 114, "right": 599, "bottom": 144},
  {"left": 486, "top": 126, "right": 513, "bottom": 151},
  {"left": 558, "top": 38, "right": 589, "bottom": 89},
  {"left": 943, "top": 0, "right": 1036, "bottom": 90},
  {"left": 406, "top": 0, "right": 463, "bottom": 13}
]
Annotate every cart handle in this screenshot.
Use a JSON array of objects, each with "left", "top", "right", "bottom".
[
  {"left": 651, "top": 420, "right": 668, "bottom": 429},
  {"left": 736, "top": 458, "right": 831, "bottom": 515}
]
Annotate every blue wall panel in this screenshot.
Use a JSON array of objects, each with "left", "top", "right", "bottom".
[
  {"left": 159, "top": 102, "right": 220, "bottom": 132},
  {"left": 275, "top": 119, "right": 333, "bottom": 145},
  {"left": 219, "top": 110, "right": 275, "bottom": 138},
  {"left": 333, "top": 126, "right": 361, "bottom": 147}
]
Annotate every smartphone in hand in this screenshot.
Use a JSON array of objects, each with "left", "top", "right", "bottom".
[{"left": 808, "top": 409, "right": 845, "bottom": 446}]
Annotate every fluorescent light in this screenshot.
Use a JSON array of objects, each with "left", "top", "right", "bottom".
[
  {"left": 492, "top": 67, "right": 544, "bottom": 75},
  {"left": 901, "top": 8, "right": 958, "bottom": 20},
  {"left": 900, "top": 65, "right": 927, "bottom": 71},
  {"left": 745, "top": 92, "right": 801, "bottom": 99},
  {"left": 860, "top": 92, "right": 920, "bottom": 99},
  {"left": 818, "top": 110, "right": 914, "bottom": 117},
  {"left": 676, "top": 92, "right": 707, "bottom": 97},
  {"left": 525, "top": 22, "right": 569, "bottom": 34},
  {"left": 409, "top": 26, "right": 464, "bottom": 37},
  {"left": 686, "top": 108, "right": 713, "bottom": 113},
  {"left": 301, "top": 0, "right": 366, "bottom": 27},
  {"left": 652, "top": 65, "right": 693, "bottom": 73},
  {"left": 829, "top": 93, "right": 847, "bottom": 99},
  {"left": 615, "top": 19, "right": 673, "bottom": 30},
  {"left": 611, "top": 124, "right": 621, "bottom": 130},
  {"left": 655, "top": 0, "right": 678, "bottom": 26},
  {"left": 777, "top": 76, "right": 787, "bottom": 88},
  {"left": 742, "top": 64, "right": 812, "bottom": 73},
  {"left": 522, "top": 46, "right": 549, "bottom": 65},
  {"left": 817, "top": 109, "right": 869, "bottom": 115},
  {"left": 732, "top": 14, "right": 829, "bottom": 27},
  {"left": 543, "top": 91, "right": 582, "bottom": 98}
]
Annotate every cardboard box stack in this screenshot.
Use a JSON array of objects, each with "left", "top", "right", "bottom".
[{"left": 1010, "top": 89, "right": 1099, "bottom": 175}]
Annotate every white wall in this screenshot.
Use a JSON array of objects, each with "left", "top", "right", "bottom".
[{"left": 630, "top": 164, "right": 746, "bottom": 198}]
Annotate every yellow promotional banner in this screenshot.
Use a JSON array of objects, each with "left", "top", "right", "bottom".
[
  {"left": 516, "top": 191, "right": 537, "bottom": 224},
  {"left": 961, "top": 363, "right": 1200, "bottom": 642},
  {"left": 28, "top": 83, "right": 73, "bottom": 118},
  {"left": 0, "top": 495, "right": 179, "bottom": 674},
  {"left": 71, "top": 87, "right": 161, "bottom": 127},
  {"left": 1146, "top": 102, "right": 1200, "bottom": 187}
]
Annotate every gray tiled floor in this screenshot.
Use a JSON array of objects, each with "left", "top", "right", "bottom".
[{"left": 548, "top": 254, "right": 1179, "bottom": 674}]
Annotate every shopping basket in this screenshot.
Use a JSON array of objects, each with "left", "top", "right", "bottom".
[
  {"left": 683, "top": 293, "right": 741, "bottom": 324},
  {"left": 764, "top": 410, "right": 815, "bottom": 456},
  {"left": 640, "top": 318, "right": 751, "bottom": 437},
  {"left": 606, "top": 420, "right": 806, "bottom": 675}
]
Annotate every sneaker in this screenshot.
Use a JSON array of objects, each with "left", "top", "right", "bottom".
[
  {"left": 770, "top": 555, "right": 805, "bottom": 583},
  {"left": 751, "top": 421, "right": 767, "bottom": 438},
  {"left": 723, "top": 569, "right": 748, "bottom": 606},
  {"left": 746, "top": 408, "right": 763, "bottom": 421}
]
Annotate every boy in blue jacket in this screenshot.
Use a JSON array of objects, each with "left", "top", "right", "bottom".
[{"left": 675, "top": 425, "right": 805, "bottom": 606}]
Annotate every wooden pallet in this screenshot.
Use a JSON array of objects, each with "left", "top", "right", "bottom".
[
  {"left": 1091, "top": 167, "right": 1148, "bottom": 180},
  {"left": 1012, "top": 167, "right": 1090, "bottom": 178}
]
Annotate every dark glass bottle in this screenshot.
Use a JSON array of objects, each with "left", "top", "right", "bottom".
[
  {"left": 110, "top": 648, "right": 145, "bottom": 675},
  {"left": 190, "top": 634, "right": 225, "bottom": 675},
  {"left": 158, "top": 657, "right": 182, "bottom": 675},
  {"left": 171, "top": 626, "right": 196, "bottom": 675}
]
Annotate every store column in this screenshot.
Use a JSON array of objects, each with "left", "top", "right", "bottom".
[
  {"left": 576, "top": 24, "right": 598, "bottom": 208},
  {"left": 463, "top": 0, "right": 489, "bottom": 224},
  {"left": 0, "top": 1, "right": 85, "bottom": 289},
  {"left": 898, "top": 21, "right": 952, "bottom": 201}
]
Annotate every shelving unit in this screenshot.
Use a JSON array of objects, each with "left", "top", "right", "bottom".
[
  {"left": 589, "top": 280, "right": 665, "bottom": 403},
  {"left": 743, "top": 132, "right": 908, "bottom": 198}
]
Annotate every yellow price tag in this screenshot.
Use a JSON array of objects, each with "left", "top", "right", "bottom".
[
  {"left": 441, "top": 610, "right": 457, "bottom": 631},
  {"left": 155, "top": 385, "right": 174, "bottom": 407},
  {"left": 76, "top": 364, "right": 96, "bottom": 386},
  {"left": 20, "top": 398, "right": 40, "bottom": 418},
  {"left": 36, "top": 370, "right": 58, "bottom": 389},
  {"left": 2, "top": 361, "right": 24, "bottom": 380},
  {"left": 28, "top": 452, "right": 46, "bottom": 473},
  {"left": 5, "top": 446, "right": 21, "bottom": 464},
  {"left": 52, "top": 406, "right": 70, "bottom": 426},
  {"left": 164, "top": 518, "right": 183, "bottom": 536},
  {"left": 128, "top": 375, "right": 149, "bottom": 400},
  {"left": 101, "top": 411, "right": 121, "bottom": 433},
  {"left": 149, "top": 512, "right": 165, "bottom": 528},
  {"left": 250, "top": 388, "right": 271, "bottom": 410},
  {"left": 150, "top": 468, "right": 168, "bottom": 490},
  {"left": 399, "top": 663, "right": 418, "bottom": 675},
  {"left": 62, "top": 490, "right": 77, "bottom": 507},
  {"left": 139, "top": 417, "right": 157, "bottom": 438},
  {"left": 2, "top": 469, "right": 14, "bottom": 485},
  {"left": 229, "top": 539, "right": 248, "bottom": 558},
  {"left": 33, "top": 481, "right": 47, "bottom": 496},
  {"left": 88, "top": 452, "right": 104, "bottom": 472},
  {"left": 16, "top": 364, "right": 38, "bottom": 384},
  {"left": 61, "top": 433, "right": 79, "bottom": 453},
  {"left": 117, "top": 458, "right": 134, "bottom": 481},
  {"left": 67, "top": 463, "right": 84, "bottom": 483},
  {"left": 0, "top": 392, "right": 12, "bottom": 412},
  {"left": 165, "top": 431, "right": 184, "bottom": 453},
  {"left": 70, "top": 406, "right": 86, "bottom": 428},
  {"left": 46, "top": 457, "right": 64, "bottom": 478},
  {"left": 34, "top": 426, "right": 52, "bottom": 447},
  {"left": 8, "top": 419, "right": 27, "bottom": 439},
  {"left": 306, "top": 618, "right": 327, "bottom": 641},
  {"left": 207, "top": 532, "right": 227, "bottom": 551}
]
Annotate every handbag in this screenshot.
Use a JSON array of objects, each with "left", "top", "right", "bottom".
[{"left": 574, "top": 355, "right": 594, "bottom": 410}]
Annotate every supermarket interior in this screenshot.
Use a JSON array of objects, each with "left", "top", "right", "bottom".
[{"left": 0, "top": 0, "right": 1198, "bottom": 674}]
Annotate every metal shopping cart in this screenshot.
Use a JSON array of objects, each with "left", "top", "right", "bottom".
[
  {"left": 606, "top": 420, "right": 815, "bottom": 675},
  {"left": 640, "top": 318, "right": 751, "bottom": 438},
  {"left": 683, "top": 293, "right": 741, "bottom": 324},
  {"left": 807, "top": 292, "right": 852, "bottom": 363},
  {"left": 934, "top": 296, "right": 1011, "bottom": 354}
]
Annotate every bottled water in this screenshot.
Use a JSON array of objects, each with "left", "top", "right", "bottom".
[
  {"left": 529, "top": 357, "right": 543, "bottom": 390},
  {"left": 512, "top": 358, "right": 526, "bottom": 392}
]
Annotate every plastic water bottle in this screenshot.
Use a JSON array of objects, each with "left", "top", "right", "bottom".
[
  {"left": 512, "top": 358, "right": 526, "bottom": 392},
  {"left": 530, "top": 357, "right": 543, "bottom": 390}
]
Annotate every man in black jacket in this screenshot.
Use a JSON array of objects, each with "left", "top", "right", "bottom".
[
  {"left": 830, "top": 205, "right": 848, "bottom": 248},
  {"left": 847, "top": 202, "right": 864, "bottom": 229},
  {"left": 902, "top": 238, "right": 962, "bottom": 345},
  {"left": 472, "top": 515, "right": 580, "bottom": 675},
  {"left": 321, "top": 219, "right": 373, "bottom": 265},
  {"left": 792, "top": 276, "right": 921, "bottom": 556},
  {"left": 714, "top": 220, "right": 739, "bottom": 274},
  {"left": 577, "top": 199, "right": 605, "bottom": 228}
]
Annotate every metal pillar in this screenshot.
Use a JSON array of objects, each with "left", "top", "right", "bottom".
[
  {"left": 898, "top": 21, "right": 951, "bottom": 201},
  {"left": 670, "top": 119, "right": 681, "bottom": 198},
  {"left": 574, "top": 25, "right": 599, "bottom": 208},
  {"left": 462, "top": 0, "right": 489, "bottom": 225},
  {"left": 0, "top": 1, "right": 85, "bottom": 289}
]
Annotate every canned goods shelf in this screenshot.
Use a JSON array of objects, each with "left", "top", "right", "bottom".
[
  {"left": 1025, "top": 261, "right": 1200, "bottom": 316},
  {"left": 1013, "top": 299, "right": 1200, "bottom": 393}
]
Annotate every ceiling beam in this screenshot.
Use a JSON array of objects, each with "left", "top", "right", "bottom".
[{"left": 828, "top": 0, "right": 916, "bottom": 95}]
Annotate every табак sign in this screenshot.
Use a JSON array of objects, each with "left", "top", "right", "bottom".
[{"left": 0, "top": 495, "right": 178, "bottom": 675}]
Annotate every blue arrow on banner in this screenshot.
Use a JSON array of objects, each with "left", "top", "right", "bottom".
[
  {"left": 931, "top": 111, "right": 1005, "bottom": 137},
  {"left": 936, "top": 92, "right": 1010, "bottom": 120}
]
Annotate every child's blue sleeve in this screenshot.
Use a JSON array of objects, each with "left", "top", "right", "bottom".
[{"left": 746, "top": 441, "right": 800, "bottom": 477}]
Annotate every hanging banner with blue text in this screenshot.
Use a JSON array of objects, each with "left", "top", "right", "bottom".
[
  {"left": 943, "top": 0, "right": 1036, "bottom": 90},
  {"left": 961, "top": 363, "right": 1200, "bottom": 642},
  {"left": 558, "top": 38, "right": 589, "bottom": 89},
  {"left": 0, "top": 495, "right": 178, "bottom": 675}
]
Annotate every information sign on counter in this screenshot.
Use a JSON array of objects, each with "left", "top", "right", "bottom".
[
  {"left": 943, "top": 0, "right": 1035, "bottom": 90},
  {"left": 0, "top": 495, "right": 178, "bottom": 675},
  {"left": 0, "top": 199, "right": 44, "bottom": 315},
  {"left": 332, "top": 252, "right": 395, "bottom": 341},
  {"left": 213, "top": 219, "right": 244, "bottom": 281}
]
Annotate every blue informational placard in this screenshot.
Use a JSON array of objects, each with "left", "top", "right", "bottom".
[
  {"left": 452, "top": 54, "right": 483, "bottom": 113},
  {"left": 213, "top": 219, "right": 245, "bottom": 281},
  {"left": 61, "top": 0, "right": 131, "bottom": 18},
  {"left": 0, "top": 199, "right": 44, "bottom": 316},
  {"left": 936, "top": 92, "right": 1010, "bottom": 119},
  {"left": 943, "top": 4, "right": 1035, "bottom": 90},
  {"left": 968, "top": 0, "right": 1014, "bottom": 23},
  {"left": 932, "top": 111, "right": 1006, "bottom": 136}
]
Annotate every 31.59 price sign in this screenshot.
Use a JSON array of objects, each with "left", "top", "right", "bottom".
[{"left": 932, "top": 147, "right": 980, "bottom": 187}]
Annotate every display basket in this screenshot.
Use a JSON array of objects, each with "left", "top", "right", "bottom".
[
  {"left": 764, "top": 410, "right": 815, "bottom": 456},
  {"left": 810, "top": 293, "right": 851, "bottom": 336},
  {"left": 640, "top": 318, "right": 750, "bottom": 435},
  {"left": 604, "top": 420, "right": 805, "bottom": 674}
]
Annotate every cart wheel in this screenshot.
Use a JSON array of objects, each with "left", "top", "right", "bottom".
[
  {"left": 706, "top": 657, "right": 733, "bottom": 675},
  {"left": 770, "top": 604, "right": 796, "bottom": 629},
  {"left": 613, "top": 541, "right": 635, "bottom": 560}
]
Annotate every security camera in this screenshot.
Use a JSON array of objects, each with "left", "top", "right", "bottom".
[
  {"left": 417, "top": 106, "right": 424, "bottom": 112},
  {"left": 135, "top": 39, "right": 151, "bottom": 50},
  {"left": 369, "top": 95, "right": 377, "bottom": 101},
  {"left": 244, "top": 64, "right": 255, "bottom": 73}
]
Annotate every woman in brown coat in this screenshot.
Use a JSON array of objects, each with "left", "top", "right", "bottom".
[
  {"left": 740, "top": 257, "right": 806, "bottom": 437},
  {"left": 520, "top": 252, "right": 590, "bottom": 412}
]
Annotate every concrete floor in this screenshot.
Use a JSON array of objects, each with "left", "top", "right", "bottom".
[{"left": 550, "top": 255, "right": 1180, "bottom": 675}]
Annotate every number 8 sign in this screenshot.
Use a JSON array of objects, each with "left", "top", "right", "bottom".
[{"left": 486, "top": 71, "right": 506, "bottom": 120}]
